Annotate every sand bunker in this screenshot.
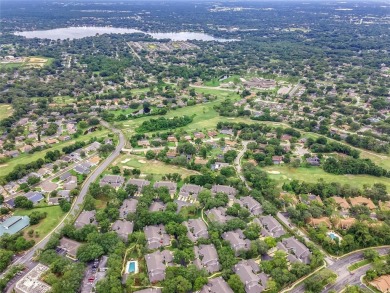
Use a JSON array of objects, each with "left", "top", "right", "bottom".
[
  {"left": 121, "top": 159, "right": 131, "bottom": 164},
  {"left": 138, "top": 160, "right": 146, "bottom": 164},
  {"left": 267, "top": 171, "right": 281, "bottom": 175}
]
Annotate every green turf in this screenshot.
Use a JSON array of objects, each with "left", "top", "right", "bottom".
[
  {"left": 116, "top": 87, "right": 241, "bottom": 138},
  {"left": 348, "top": 259, "right": 370, "bottom": 271},
  {"left": 0, "top": 104, "right": 13, "bottom": 120},
  {"left": 113, "top": 154, "right": 199, "bottom": 178},
  {"left": 263, "top": 165, "right": 390, "bottom": 190},
  {"left": 13, "top": 205, "right": 66, "bottom": 242}
]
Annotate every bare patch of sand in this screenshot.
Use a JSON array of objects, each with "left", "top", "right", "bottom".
[
  {"left": 138, "top": 160, "right": 146, "bottom": 164},
  {"left": 121, "top": 159, "right": 131, "bottom": 164},
  {"left": 267, "top": 170, "right": 281, "bottom": 175}
]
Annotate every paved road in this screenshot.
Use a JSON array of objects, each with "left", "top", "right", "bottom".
[
  {"left": 233, "top": 140, "right": 389, "bottom": 293},
  {"left": 2, "top": 121, "right": 125, "bottom": 286},
  {"left": 234, "top": 140, "right": 253, "bottom": 189},
  {"left": 289, "top": 247, "right": 390, "bottom": 293}
]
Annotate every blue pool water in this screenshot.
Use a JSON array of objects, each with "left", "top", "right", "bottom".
[
  {"left": 328, "top": 233, "right": 338, "bottom": 240},
  {"left": 128, "top": 262, "right": 136, "bottom": 273}
]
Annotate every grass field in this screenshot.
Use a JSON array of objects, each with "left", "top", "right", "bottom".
[
  {"left": 0, "top": 129, "right": 110, "bottom": 178},
  {"left": 0, "top": 56, "right": 52, "bottom": 69},
  {"left": 263, "top": 165, "right": 390, "bottom": 190},
  {"left": 113, "top": 154, "right": 199, "bottom": 179},
  {"left": 14, "top": 205, "right": 66, "bottom": 242},
  {"left": 116, "top": 87, "right": 242, "bottom": 139},
  {"left": 0, "top": 104, "right": 13, "bottom": 120}
]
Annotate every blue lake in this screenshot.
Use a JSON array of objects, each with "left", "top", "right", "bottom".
[{"left": 14, "top": 26, "right": 236, "bottom": 42}]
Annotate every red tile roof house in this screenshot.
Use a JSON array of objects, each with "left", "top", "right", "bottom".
[{"left": 272, "top": 155, "right": 284, "bottom": 165}]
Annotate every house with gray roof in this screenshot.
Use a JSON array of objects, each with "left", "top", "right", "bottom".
[
  {"left": 112, "top": 220, "right": 134, "bottom": 241},
  {"left": 144, "top": 224, "right": 171, "bottom": 250},
  {"left": 100, "top": 175, "right": 125, "bottom": 188},
  {"left": 254, "top": 215, "right": 286, "bottom": 238},
  {"left": 184, "top": 218, "right": 209, "bottom": 242},
  {"left": 178, "top": 184, "right": 203, "bottom": 201},
  {"left": 205, "top": 207, "right": 232, "bottom": 224},
  {"left": 127, "top": 178, "right": 150, "bottom": 194},
  {"left": 222, "top": 229, "right": 251, "bottom": 255},
  {"left": 58, "top": 237, "right": 82, "bottom": 260},
  {"left": 24, "top": 191, "right": 45, "bottom": 205},
  {"left": 85, "top": 141, "right": 102, "bottom": 153},
  {"left": 63, "top": 175, "right": 77, "bottom": 190},
  {"left": 194, "top": 244, "right": 220, "bottom": 273},
  {"left": 149, "top": 201, "right": 166, "bottom": 212},
  {"left": 145, "top": 250, "right": 173, "bottom": 283},
  {"left": 119, "top": 198, "right": 138, "bottom": 219},
  {"left": 239, "top": 196, "right": 263, "bottom": 215},
  {"left": 200, "top": 277, "right": 233, "bottom": 293},
  {"left": 278, "top": 237, "right": 311, "bottom": 264},
  {"left": 153, "top": 181, "right": 177, "bottom": 195},
  {"left": 0, "top": 216, "right": 30, "bottom": 236},
  {"left": 74, "top": 210, "right": 97, "bottom": 229},
  {"left": 211, "top": 184, "right": 237, "bottom": 197},
  {"left": 74, "top": 162, "right": 92, "bottom": 174},
  {"left": 234, "top": 260, "right": 268, "bottom": 293}
]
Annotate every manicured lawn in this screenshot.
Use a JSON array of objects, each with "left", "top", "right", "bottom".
[
  {"left": 348, "top": 259, "right": 370, "bottom": 271},
  {"left": 113, "top": 154, "right": 199, "bottom": 178},
  {"left": 13, "top": 205, "right": 66, "bottom": 242},
  {"left": 204, "top": 78, "right": 220, "bottom": 87},
  {"left": 0, "top": 104, "right": 13, "bottom": 120},
  {"left": 0, "top": 129, "right": 110, "bottom": 178},
  {"left": 116, "top": 87, "right": 241, "bottom": 139},
  {"left": 263, "top": 165, "right": 390, "bottom": 190}
]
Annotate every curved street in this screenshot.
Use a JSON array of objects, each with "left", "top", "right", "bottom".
[
  {"left": 3, "top": 121, "right": 125, "bottom": 284},
  {"left": 288, "top": 247, "right": 390, "bottom": 293},
  {"left": 234, "top": 140, "right": 389, "bottom": 293}
]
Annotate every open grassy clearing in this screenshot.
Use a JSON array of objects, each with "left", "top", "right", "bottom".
[
  {"left": 263, "top": 165, "right": 390, "bottom": 190},
  {"left": 0, "top": 56, "right": 52, "bottom": 69},
  {"left": 0, "top": 104, "right": 13, "bottom": 120},
  {"left": 0, "top": 129, "right": 109, "bottom": 177},
  {"left": 116, "top": 87, "right": 241, "bottom": 138},
  {"left": 113, "top": 154, "right": 199, "bottom": 179},
  {"left": 14, "top": 205, "right": 66, "bottom": 242},
  {"left": 116, "top": 86, "right": 390, "bottom": 172}
]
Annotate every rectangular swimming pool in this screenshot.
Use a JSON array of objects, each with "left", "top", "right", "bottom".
[{"left": 128, "top": 261, "right": 136, "bottom": 273}]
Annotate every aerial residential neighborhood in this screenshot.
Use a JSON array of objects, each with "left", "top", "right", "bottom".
[{"left": 0, "top": 0, "right": 389, "bottom": 293}]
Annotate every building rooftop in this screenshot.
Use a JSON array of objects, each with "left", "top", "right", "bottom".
[
  {"left": 112, "top": 220, "right": 134, "bottom": 241},
  {"left": 0, "top": 216, "right": 30, "bottom": 236},
  {"left": 144, "top": 224, "right": 171, "bottom": 250},
  {"left": 184, "top": 218, "right": 209, "bottom": 242},
  {"left": 349, "top": 196, "right": 376, "bottom": 210},
  {"left": 74, "top": 210, "right": 97, "bottom": 229},
  {"left": 200, "top": 277, "right": 233, "bottom": 293},
  {"left": 153, "top": 181, "right": 177, "bottom": 194},
  {"left": 127, "top": 178, "right": 150, "bottom": 193},
  {"left": 194, "top": 244, "right": 220, "bottom": 274},
  {"left": 15, "top": 263, "right": 51, "bottom": 293},
  {"left": 145, "top": 250, "right": 173, "bottom": 283},
  {"left": 58, "top": 237, "right": 82, "bottom": 259},
  {"left": 119, "top": 198, "right": 138, "bottom": 219},
  {"left": 255, "top": 215, "right": 285, "bottom": 238}
]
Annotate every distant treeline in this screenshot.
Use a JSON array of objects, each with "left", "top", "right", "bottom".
[{"left": 136, "top": 116, "right": 193, "bottom": 133}]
